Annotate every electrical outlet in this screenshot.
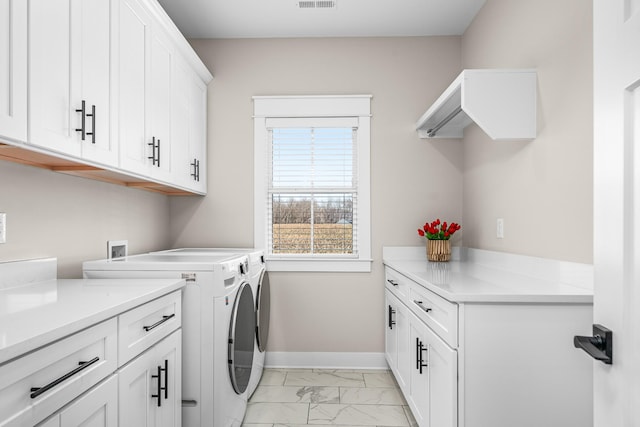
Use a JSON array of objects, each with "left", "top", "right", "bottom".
[
  {"left": 0, "top": 213, "right": 6, "bottom": 244},
  {"left": 107, "top": 240, "right": 128, "bottom": 259},
  {"left": 496, "top": 218, "right": 504, "bottom": 239}
]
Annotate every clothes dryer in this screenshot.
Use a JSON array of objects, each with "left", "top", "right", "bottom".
[
  {"left": 83, "top": 253, "right": 255, "bottom": 427},
  {"left": 151, "top": 248, "right": 270, "bottom": 397}
]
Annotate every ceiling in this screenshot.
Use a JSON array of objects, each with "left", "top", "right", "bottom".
[{"left": 156, "top": 0, "right": 487, "bottom": 39}]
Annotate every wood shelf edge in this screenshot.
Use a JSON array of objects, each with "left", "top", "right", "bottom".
[{"left": 0, "top": 142, "right": 200, "bottom": 196}]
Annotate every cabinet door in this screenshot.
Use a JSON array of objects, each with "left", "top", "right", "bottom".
[
  {"left": 29, "top": 0, "right": 78, "bottom": 156},
  {"left": 408, "top": 311, "right": 457, "bottom": 427},
  {"left": 187, "top": 74, "right": 207, "bottom": 193},
  {"left": 0, "top": 0, "right": 27, "bottom": 142},
  {"left": 116, "top": 0, "right": 151, "bottom": 176},
  {"left": 384, "top": 289, "right": 398, "bottom": 371},
  {"left": 59, "top": 376, "right": 118, "bottom": 427},
  {"left": 171, "top": 56, "right": 207, "bottom": 193},
  {"left": 409, "top": 314, "right": 430, "bottom": 427},
  {"left": 154, "top": 330, "right": 181, "bottom": 427},
  {"left": 385, "top": 289, "right": 410, "bottom": 393},
  {"left": 427, "top": 326, "right": 457, "bottom": 427},
  {"left": 395, "top": 300, "right": 410, "bottom": 391},
  {"left": 147, "top": 26, "right": 173, "bottom": 182},
  {"left": 29, "top": 0, "right": 112, "bottom": 163},
  {"left": 75, "top": 0, "right": 116, "bottom": 166},
  {"left": 118, "top": 330, "right": 181, "bottom": 427},
  {"left": 117, "top": 0, "right": 174, "bottom": 182}
]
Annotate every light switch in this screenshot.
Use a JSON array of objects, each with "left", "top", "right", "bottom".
[{"left": 496, "top": 218, "right": 504, "bottom": 239}]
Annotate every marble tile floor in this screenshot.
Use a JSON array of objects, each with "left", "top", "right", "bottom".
[{"left": 242, "top": 369, "right": 418, "bottom": 427}]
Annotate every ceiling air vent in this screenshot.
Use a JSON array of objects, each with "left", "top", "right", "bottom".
[{"left": 297, "top": 0, "right": 336, "bottom": 9}]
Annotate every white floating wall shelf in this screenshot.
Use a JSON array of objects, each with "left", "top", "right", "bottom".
[{"left": 415, "top": 69, "right": 537, "bottom": 140}]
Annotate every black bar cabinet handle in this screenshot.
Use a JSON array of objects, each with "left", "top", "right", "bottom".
[
  {"left": 196, "top": 160, "right": 200, "bottom": 181},
  {"left": 30, "top": 357, "right": 100, "bottom": 399},
  {"left": 75, "top": 100, "right": 86, "bottom": 140},
  {"left": 162, "top": 359, "right": 169, "bottom": 399},
  {"left": 416, "top": 337, "right": 420, "bottom": 370},
  {"left": 156, "top": 139, "right": 161, "bottom": 167},
  {"left": 190, "top": 159, "right": 198, "bottom": 180},
  {"left": 148, "top": 137, "right": 157, "bottom": 165},
  {"left": 143, "top": 314, "right": 175, "bottom": 332},
  {"left": 418, "top": 341, "right": 428, "bottom": 374},
  {"left": 86, "top": 104, "right": 96, "bottom": 144},
  {"left": 387, "top": 279, "right": 398, "bottom": 287},
  {"left": 388, "top": 305, "right": 396, "bottom": 329},
  {"left": 151, "top": 365, "right": 162, "bottom": 407}
]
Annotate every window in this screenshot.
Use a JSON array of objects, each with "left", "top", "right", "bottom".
[{"left": 254, "top": 96, "right": 372, "bottom": 272}]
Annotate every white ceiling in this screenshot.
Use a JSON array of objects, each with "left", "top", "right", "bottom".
[{"left": 156, "top": 0, "right": 487, "bottom": 39}]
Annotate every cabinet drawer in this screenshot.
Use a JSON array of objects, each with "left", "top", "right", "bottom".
[
  {"left": 385, "top": 267, "right": 410, "bottom": 302},
  {"left": 118, "top": 290, "right": 182, "bottom": 365},
  {"left": 0, "top": 319, "right": 117, "bottom": 427},
  {"left": 409, "top": 283, "right": 458, "bottom": 348}
]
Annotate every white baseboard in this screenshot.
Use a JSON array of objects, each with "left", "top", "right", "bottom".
[{"left": 264, "top": 352, "right": 388, "bottom": 370}]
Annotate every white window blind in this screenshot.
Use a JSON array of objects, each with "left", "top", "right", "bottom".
[{"left": 267, "top": 118, "right": 358, "bottom": 257}]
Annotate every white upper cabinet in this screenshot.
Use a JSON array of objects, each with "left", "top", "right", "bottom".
[
  {"left": 2, "top": 0, "right": 212, "bottom": 194},
  {"left": 416, "top": 69, "right": 537, "bottom": 140},
  {"left": 148, "top": 26, "right": 174, "bottom": 182},
  {"left": 116, "top": 0, "right": 152, "bottom": 175},
  {"left": 171, "top": 55, "right": 207, "bottom": 194},
  {"left": 0, "top": 0, "right": 27, "bottom": 143},
  {"left": 117, "top": 0, "right": 175, "bottom": 182},
  {"left": 29, "top": 0, "right": 117, "bottom": 166}
]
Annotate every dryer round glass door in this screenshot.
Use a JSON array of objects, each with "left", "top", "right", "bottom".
[
  {"left": 256, "top": 270, "right": 271, "bottom": 352},
  {"left": 228, "top": 282, "right": 255, "bottom": 394}
]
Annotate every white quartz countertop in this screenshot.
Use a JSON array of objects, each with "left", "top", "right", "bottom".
[
  {"left": 383, "top": 247, "right": 593, "bottom": 304},
  {"left": 0, "top": 278, "right": 185, "bottom": 364}
]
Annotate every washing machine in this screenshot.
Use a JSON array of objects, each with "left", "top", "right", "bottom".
[
  {"left": 151, "top": 248, "right": 270, "bottom": 398},
  {"left": 83, "top": 253, "right": 255, "bottom": 427}
]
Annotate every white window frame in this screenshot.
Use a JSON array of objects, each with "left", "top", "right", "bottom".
[{"left": 254, "top": 95, "right": 372, "bottom": 272}]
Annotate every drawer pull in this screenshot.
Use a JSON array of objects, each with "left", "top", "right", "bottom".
[
  {"left": 387, "top": 279, "right": 399, "bottom": 287},
  {"left": 30, "top": 357, "right": 100, "bottom": 399},
  {"left": 413, "top": 300, "right": 432, "bottom": 313},
  {"left": 143, "top": 314, "right": 175, "bottom": 332}
]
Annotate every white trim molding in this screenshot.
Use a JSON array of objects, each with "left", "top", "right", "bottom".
[
  {"left": 253, "top": 95, "right": 372, "bottom": 272},
  {"left": 264, "top": 352, "right": 388, "bottom": 370}
]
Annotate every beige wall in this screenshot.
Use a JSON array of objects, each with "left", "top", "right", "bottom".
[
  {"left": 170, "top": 37, "right": 464, "bottom": 352},
  {"left": 461, "top": 0, "right": 593, "bottom": 263},
  {"left": 0, "top": 160, "right": 171, "bottom": 278}
]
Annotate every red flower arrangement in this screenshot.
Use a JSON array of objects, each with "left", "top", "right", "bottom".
[{"left": 418, "top": 218, "right": 461, "bottom": 240}]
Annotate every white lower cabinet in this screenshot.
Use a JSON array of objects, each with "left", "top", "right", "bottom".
[
  {"left": 0, "top": 291, "right": 182, "bottom": 427},
  {"left": 384, "top": 289, "right": 410, "bottom": 391},
  {"left": 118, "top": 330, "right": 182, "bottom": 427},
  {"left": 385, "top": 265, "right": 593, "bottom": 427},
  {"left": 408, "top": 310, "right": 457, "bottom": 427},
  {"left": 387, "top": 284, "right": 457, "bottom": 427},
  {"left": 38, "top": 375, "right": 118, "bottom": 427}
]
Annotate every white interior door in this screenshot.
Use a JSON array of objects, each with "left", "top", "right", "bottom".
[{"left": 593, "top": 1, "right": 640, "bottom": 426}]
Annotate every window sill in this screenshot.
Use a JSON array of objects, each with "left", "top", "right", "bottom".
[{"left": 266, "top": 258, "right": 373, "bottom": 272}]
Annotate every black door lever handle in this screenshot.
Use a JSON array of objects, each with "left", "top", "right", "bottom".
[{"left": 574, "top": 324, "right": 612, "bottom": 365}]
